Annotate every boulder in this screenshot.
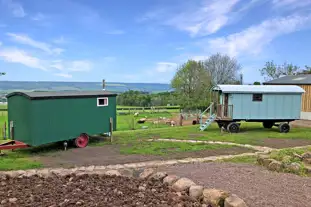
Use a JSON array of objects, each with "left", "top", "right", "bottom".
[
  {"left": 163, "top": 175, "right": 180, "bottom": 185},
  {"left": 189, "top": 185, "right": 204, "bottom": 199},
  {"left": 287, "top": 162, "right": 301, "bottom": 173},
  {"left": 257, "top": 155, "right": 269, "bottom": 165},
  {"left": 301, "top": 152, "right": 311, "bottom": 160},
  {"left": 303, "top": 158, "right": 311, "bottom": 165},
  {"left": 104, "top": 170, "right": 121, "bottom": 176},
  {"left": 149, "top": 172, "right": 167, "bottom": 181},
  {"left": 203, "top": 189, "right": 230, "bottom": 207},
  {"left": 172, "top": 178, "right": 196, "bottom": 192},
  {"left": 268, "top": 160, "right": 282, "bottom": 172},
  {"left": 224, "top": 194, "right": 248, "bottom": 207},
  {"left": 139, "top": 168, "right": 154, "bottom": 179},
  {"left": 304, "top": 165, "right": 311, "bottom": 175},
  {"left": 263, "top": 158, "right": 275, "bottom": 168}
]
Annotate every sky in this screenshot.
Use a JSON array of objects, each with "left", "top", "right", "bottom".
[{"left": 1, "top": 0, "right": 311, "bottom": 84}]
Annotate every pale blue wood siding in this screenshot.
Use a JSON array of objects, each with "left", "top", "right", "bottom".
[{"left": 231, "top": 93, "right": 301, "bottom": 120}]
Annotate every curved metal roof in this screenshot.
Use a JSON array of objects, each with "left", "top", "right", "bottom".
[{"left": 213, "top": 84, "right": 305, "bottom": 94}]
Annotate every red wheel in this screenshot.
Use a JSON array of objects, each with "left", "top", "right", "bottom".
[{"left": 74, "top": 133, "right": 89, "bottom": 148}]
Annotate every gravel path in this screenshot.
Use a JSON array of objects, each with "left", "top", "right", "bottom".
[
  {"left": 158, "top": 162, "right": 311, "bottom": 207},
  {"left": 0, "top": 174, "right": 200, "bottom": 207}
]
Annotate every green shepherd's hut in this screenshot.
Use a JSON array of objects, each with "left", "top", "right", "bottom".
[{"left": 6, "top": 91, "right": 117, "bottom": 148}]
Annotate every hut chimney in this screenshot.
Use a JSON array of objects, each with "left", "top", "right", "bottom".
[{"left": 102, "top": 79, "right": 106, "bottom": 91}]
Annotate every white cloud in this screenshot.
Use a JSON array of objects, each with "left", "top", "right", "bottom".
[
  {"left": 31, "top": 13, "right": 45, "bottom": 21},
  {"left": 50, "top": 60, "right": 64, "bottom": 70},
  {"left": 140, "top": 0, "right": 241, "bottom": 37},
  {"left": 54, "top": 73, "right": 72, "bottom": 78},
  {"left": 7, "top": 33, "right": 64, "bottom": 55},
  {"left": 272, "top": 0, "right": 311, "bottom": 9},
  {"left": 69, "top": 60, "right": 92, "bottom": 72},
  {"left": 204, "top": 15, "right": 311, "bottom": 57},
  {"left": 0, "top": 48, "right": 46, "bottom": 70},
  {"left": 105, "top": 30, "right": 125, "bottom": 35},
  {"left": 2, "top": 0, "right": 26, "bottom": 18},
  {"left": 155, "top": 62, "right": 177, "bottom": 73},
  {"left": 53, "top": 36, "right": 67, "bottom": 44}
]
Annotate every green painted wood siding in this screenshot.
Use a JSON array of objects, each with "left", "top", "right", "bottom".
[
  {"left": 8, "top": 96, "right": 32, "bottom": 143},
  {"left": 230, "top": 93, "right": 302, "bottom": 120},
  {"left": 8, "top": 95, "right": 116, "bottom": 146}
]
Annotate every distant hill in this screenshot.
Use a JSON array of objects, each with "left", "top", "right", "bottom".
[{"left": 0, "top": 81, "right": 172, "bottom": 93}]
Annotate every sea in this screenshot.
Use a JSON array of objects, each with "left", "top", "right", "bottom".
[{"left": 0, "top": 81, "right": 172, "bottom": 94}]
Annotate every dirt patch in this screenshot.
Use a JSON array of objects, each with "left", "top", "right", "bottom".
[
  {"left": 37, "top": 145, "right": 253, "bottom": 168},
  {"left": 157, "top": 162, "right": 311, "bottom": 207},
  {"left": 263, "top": 138, "right": 311, "bottom": 148},
  {"left": 0, "top": 174, "right": 201, "bottom": 207}
]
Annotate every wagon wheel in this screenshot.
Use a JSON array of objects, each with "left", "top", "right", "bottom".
[
  {"left": 74, "top": 133, "right": 89, "bottom": 148},
  {"left": 279, "top": 123, "right": 290, "bottom": 133},
  {"left": 227, "top": 122, "right": 240, "bottom": 133}
]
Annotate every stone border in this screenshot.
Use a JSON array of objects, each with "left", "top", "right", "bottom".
[{"left": 0, "top": 167, "right": 248, "bottom": 207}]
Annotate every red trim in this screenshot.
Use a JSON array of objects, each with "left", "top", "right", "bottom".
[{"left": 0, "top": 140, "right": 29, "bottom": 150}]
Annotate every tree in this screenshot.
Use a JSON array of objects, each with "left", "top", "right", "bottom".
[
  {"left": 297, "top": 65, "right": 311, "bottom": 74},
  {"left": 171, "top": 60, "right": 211, "bottom": 109},
  {"left": 259, "top": 61, "right": 300, "bottom": 81},
  {"left": 203, "top": 53, "right": 242, "bottom": 85},
  {"left": 0, "top": 72, "right": 5, "bottom": 76},
  {"left": 253, "top": 81, "right": 261, "bottom": 85}
]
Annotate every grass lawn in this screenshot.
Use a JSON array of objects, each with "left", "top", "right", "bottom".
[
  {"left": 113, "top": 122, "right": 311, "bottom": 145},
  {"left": 0, "top": 151, "right": 42, "bottom": 171},
  {"left": 119, "top": 141, "right": 233, "bottom": 156},
  {"left": 117, "top": 111, "right": 176, "bottom": 131}
]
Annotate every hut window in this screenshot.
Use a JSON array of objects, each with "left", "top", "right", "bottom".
[
  {"left": 252, "top": 94, "right": 262, "bottom": 102},
  {"left": 97, "top": 97, "right": 108, "bottom": 106}
]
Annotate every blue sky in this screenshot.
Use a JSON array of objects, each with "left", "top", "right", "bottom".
[{"left": 1, "top": 0, "right": 311, "bottom": 84}]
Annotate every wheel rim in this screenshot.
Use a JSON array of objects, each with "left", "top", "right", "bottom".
[
  {"left": 282, "top": 125, "right": 289, "bottom": 132},
  {"left": 230, "top": 124, "right": 238, "bottom": 132},
  {"left": 75, "top": 134, "right": 89, "bottom": 148}
]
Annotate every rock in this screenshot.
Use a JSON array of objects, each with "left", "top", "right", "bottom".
[
  {"left": 303, "top": 158, "right": 311, "bottom": 165},
  {"left": 203, "top": 189, "right": 229, "bottom": 207},
  {"left": 287, "top": 162, "right": 301, "bottom": 173},
  {"left": 263, "top": 158, "right": 275, "bottom": 167},
  {"left": 1, "top": 181, "right": 6, "bottom": 186},
  {"left": 301, "top": 152, "right": 311, "bottom": 160},
  {"left": 304, "top": 165, "right": 311, "bottom": 175},
  {"left": 257, "top": 155, "right": 269, "bottom": 165},
  {"left": 189, "top": 185, "right": 204, "bottom": 199},
  {"left": 9, "top": 198, "right": 17, "bottom": 203},
  {"left": 172, "top": 178, "right": 196, "bottom": 192},
  {"left": 119, "top": 169, "right": 134, "bottom": 178},
  {"left": 268, "top": 160, "right": 282, "bottom": 172},
  {"left": 85, "top": 165, "right": 95, "bottom": 172},
  {"left": 224, "top": 194, "right": 247, "bottom": 207},
  {"left": 163, "top": 175, "right": 180, "bottom": 185},
  {"left": 105, "top": 170, "right": 121, "bottom": 176},
  {"left": 149, "top": 172, "right": 167, "bottom": 181},
  {"left": 1, "top": 199, "right": 7, "bottom": 204},
  {"left": 139, "top": 168, "right": 154, "bottom": 179},
  {"left": 37, "top": 169, "right": 51, "bottom": 178},
  {"left": 138, "top": 185, "right": 146, "bottom": 191}
]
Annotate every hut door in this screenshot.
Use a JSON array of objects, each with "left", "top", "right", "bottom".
[{"left": 224, "top": 94, "right": 228, "bottom": 117}]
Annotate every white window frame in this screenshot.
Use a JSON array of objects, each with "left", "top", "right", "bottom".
[{"left": 97, "top": 97, "right": 109, "bottom": 107}]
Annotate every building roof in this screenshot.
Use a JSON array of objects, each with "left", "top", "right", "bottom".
[
  {"left": 6, "top": 90, "right": 117, "bottom": 100},
  {"left": 213, "top": 84, "right": 305, "bottom": 94},
  {"left": 263, "top": 74, "right": 311, "bottom": 85}
]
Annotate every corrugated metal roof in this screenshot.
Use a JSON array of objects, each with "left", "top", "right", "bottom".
[
  {"left": 263, "top": 74, "right": 311, "bottom": 85},
  {"left": 213, "top": 84, "right": 305, "bottom": 94},
  {"left": 6, "top": 90, "right": 117, "bottom": 100}
]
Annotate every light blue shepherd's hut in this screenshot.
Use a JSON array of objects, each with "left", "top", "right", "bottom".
[{"left": 199, "top": 84, "right": 305, "bottom": 133}]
